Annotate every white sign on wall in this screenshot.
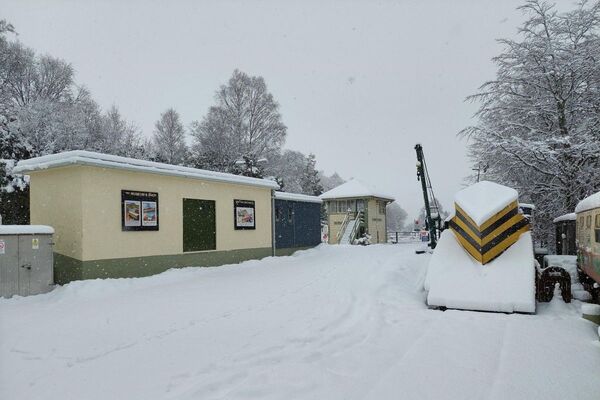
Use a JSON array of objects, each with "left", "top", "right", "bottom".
[{"left": 0, "top": 240, "right": 5, "bottom": 254}]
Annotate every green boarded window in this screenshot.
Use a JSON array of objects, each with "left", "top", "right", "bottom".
[{"left": 183, "top": 199, "right": 216, "bottom": 252}]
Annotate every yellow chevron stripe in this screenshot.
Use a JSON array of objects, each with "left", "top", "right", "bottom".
[
  {"left": 455, "top": 201, "right": 520, "bottom": 232},
  {"left": 454, "top": 203, "right": 479, "bottom": 229},
  {"left": 481, "top": 225, "right": 530, "bottom": 264},
  {"left": 451, "top": 228, "right": 483, "bottom": 263},
  {"left": 452, "top": 216, "right": 481, "bottom": 245},
  {"left": 481, "top": 214, "right": 527, "bottom": 246},
  {"left": 480, "top": 201, "right": 519, "bottom": 231}
]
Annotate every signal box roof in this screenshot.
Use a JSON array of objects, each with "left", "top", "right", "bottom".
[{"left": 319, "top": 179, "right": 395, "bottom": 201}]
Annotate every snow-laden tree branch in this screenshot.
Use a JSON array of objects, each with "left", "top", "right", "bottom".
[{"left": 461, "top": 0, "right": 600, "bottom": 248}]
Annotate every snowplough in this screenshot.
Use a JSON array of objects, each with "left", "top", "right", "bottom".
[{"left": 424, "top": 181, "right": 536, "bottom": 313}]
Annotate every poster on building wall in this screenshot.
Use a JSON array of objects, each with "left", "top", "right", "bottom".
[
  {"left": 122, "top": 190, "right": 159, "bottom": 231},
  {"left": 234, "top": 200, "right": 255, "bottom": 230},
  {"left": 142, "top": 201, "right": 158, "bottom": 227}
]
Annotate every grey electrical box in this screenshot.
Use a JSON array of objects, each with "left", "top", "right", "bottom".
[{"left": 0, "top": 225, "right": 54, "bottom": 298}]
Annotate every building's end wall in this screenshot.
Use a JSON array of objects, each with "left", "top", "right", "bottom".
[
  {"left": 29, "top": 167, "right": 83, "bottom": 260},
  {"left": 367, "top": 198, "right": 387, "bottom": 244}
]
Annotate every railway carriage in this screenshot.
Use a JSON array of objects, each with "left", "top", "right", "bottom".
[{"left": 575, "top": 191, "right": 600, "bottom": 300}]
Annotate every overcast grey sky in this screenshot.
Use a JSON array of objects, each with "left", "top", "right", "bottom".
[{"left": 1, "top": 0, "right": 576, "bottom": 218}]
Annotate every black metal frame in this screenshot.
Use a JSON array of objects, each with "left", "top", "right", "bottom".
[
  {"left": 234, "top": 199, "right": 256, "bottom": 230},
  {"left": 121, "top": 190, "right": 159, "bottom": 231}
]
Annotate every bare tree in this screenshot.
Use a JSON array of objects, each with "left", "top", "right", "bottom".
[
  {"left": 461, "top": 0, "right": 600, "bottom": 246},
  {"left": 386, "top": 202, "right": 409, "bottom": 232},
  {"left": 151, "top": 108, "right": 187, "bottom": 164},
  {"left": 319, "top": 171, "right": 345, "bottom": 192},
  {"left": 98, "top": 105, "right": 145, "bottom": 158},
  {"left": 190, "top": 69, "right": 287, "bottom": 172}
]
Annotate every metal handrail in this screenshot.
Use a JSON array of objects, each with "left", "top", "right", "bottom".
[
  {"left": 336, "top": 209, "right": 353, "bottom": 243},
  {"left": 348, "top": 211, "right": 363, "bottom": 244}
]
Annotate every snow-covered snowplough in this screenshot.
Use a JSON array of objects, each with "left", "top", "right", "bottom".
[{"left": 424, "top": 181, "right": 536, "bottom": 313}]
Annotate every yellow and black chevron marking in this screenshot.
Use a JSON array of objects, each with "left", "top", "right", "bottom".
[{"left": 449, "top": 200, "right": 530, "bottom": 264}]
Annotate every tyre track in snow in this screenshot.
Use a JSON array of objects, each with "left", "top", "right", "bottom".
[
  {"left": 164, "top": 245, "right": 426, "bottom": 400},
  {"left": 10, "top": 244, "right": 599, "bottom": 400}
]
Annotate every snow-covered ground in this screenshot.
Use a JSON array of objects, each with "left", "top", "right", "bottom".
[{"left": 1, "top": 244, "right": 599, "bottom": 400}]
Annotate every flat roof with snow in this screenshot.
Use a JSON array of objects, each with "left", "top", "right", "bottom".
[
  {"left": 274, "top": 192, "right": 322, "bottom": 204},
  {"left": 0, "top": 225, "right": 54, "bottom": 235},
  {"left": 13, "top": 151, "right": 280, "bottom": 190},
  {"left": 319, "top": 179, "right": 394, "bottom": 201},
  {"left": 575, "top": 191, "right": 600, "bottom": 214},
  {"left": 553, "top": 213, "right": 576, "bottom": 223}
]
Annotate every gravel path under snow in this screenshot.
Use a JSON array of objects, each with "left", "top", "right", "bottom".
[{"left": 1, "top": 243, "right": 599, "bottom": 400}]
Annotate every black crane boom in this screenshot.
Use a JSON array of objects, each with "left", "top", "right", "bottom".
[{"left": 415, "top": 144, "right": 442, "bottom": 249}]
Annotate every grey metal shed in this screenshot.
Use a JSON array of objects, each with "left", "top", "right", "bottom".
[{"left": 0, "top": 225, "right": 54, "bottom": 298}]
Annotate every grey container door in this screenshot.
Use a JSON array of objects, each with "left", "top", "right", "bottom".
[
  {"left": 18, "top": 235, "right": 53, "bottom": 296},
  {"left": 0, "top": 236, "right": 20, "bottom": 297}
]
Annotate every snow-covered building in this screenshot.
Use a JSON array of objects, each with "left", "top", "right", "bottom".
[
  {"left": 553, "top": 212, "right": 577, "bottom": 256},
  {"left": 320, "top": 179, "right": 394, "bottom": 244},
  {"left": 273, "top": 192, "right": 322, "bottom": 255},
  {"left": 14, "top": 151, "right": 284, "bottom": 284},
  {"left": 575, "top": 191, "right": 600, "bottom": 287}
]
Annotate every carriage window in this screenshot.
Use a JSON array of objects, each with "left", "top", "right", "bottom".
[
  {"left": 595, "top": 214, "right": 600, "bottom": 228},
  {"left": 586, "top": 215, "right": 592, "bottom": 228},
  {"left": 579, "top": 217, "right": 584, "bottom": 231}
]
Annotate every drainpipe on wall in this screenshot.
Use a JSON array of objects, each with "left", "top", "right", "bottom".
[{"left": 271, "top": 189, "right": 276, "bottom": 257}]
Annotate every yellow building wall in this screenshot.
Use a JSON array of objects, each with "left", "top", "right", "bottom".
[
  {"left": 29, "top": 167, "right": 84, "bottom": 260},
  {"left": 328, "top": 213, "right": 349, "bottom": 244},
  {"left": 367, "top": 199, "right": 387, "bottom": 244},
  {"left": 30, "top": 165, "right": 273, "bottom": 261}
]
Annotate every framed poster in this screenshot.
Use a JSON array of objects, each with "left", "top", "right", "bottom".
[
  {"left": 234, "top": 199, "right": 256, "bottom": 230},
  {"left": 121, "top": 190, "right": 159, "bottom": 231}
]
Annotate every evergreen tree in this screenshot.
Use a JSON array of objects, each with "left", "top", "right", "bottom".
[{"left": 300, "top": 153, "right": 323, "bottom": 195}]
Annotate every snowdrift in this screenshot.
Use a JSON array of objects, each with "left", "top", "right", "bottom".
[{"left": 425, "top": 230, "right": 536, "bottom": 313}]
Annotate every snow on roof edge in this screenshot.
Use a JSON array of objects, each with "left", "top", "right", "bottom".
[
  {"left": 519, "top": 203, "right": 535, "bottom": 209},
  {"left": 274, "top": 192, "right": 322, "bottom": 203},
  {"left": 575, "top": 191, "right": 600, "bottom": 214},
  {"left": 13, "top": 151, "right": 280, "bottom": 190},
  {"left": 553, "top": 213, "right": 576, "bottom": 223},
  {"left": 319, "top": 179, "right": 395, "bottom": 201},
  {"left": 0, "top": 225, "right": 54, "bottom": 235}
]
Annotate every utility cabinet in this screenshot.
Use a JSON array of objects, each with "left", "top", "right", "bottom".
[{"left": 0, "top": 225, "right": 54, "bottom": 298}]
